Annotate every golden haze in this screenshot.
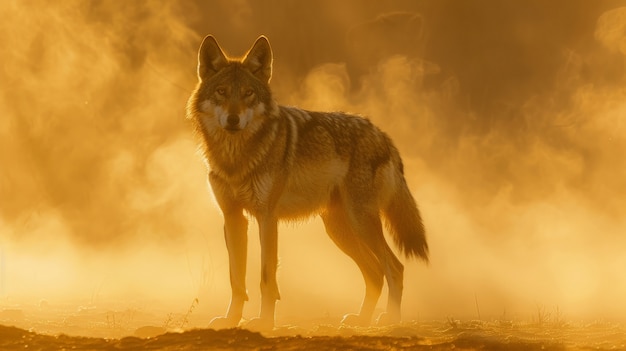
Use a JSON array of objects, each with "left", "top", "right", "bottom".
[{"left": 0, "top": 0, "right": 625, "bottom": 327}]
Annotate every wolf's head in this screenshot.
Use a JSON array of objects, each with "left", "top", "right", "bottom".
[{"left": 187, "top": 36, "right": 276, "bottom": 134}]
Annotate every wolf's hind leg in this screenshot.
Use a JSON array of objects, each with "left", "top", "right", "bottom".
[
  {"left": 321, "top": 195, "right": 384, "bottom": 326},
  {"left": 343, "top": 174, "right": 405, "bottom": 326},
  {"left": 350, "top": 203, "right": 404, "bottom": 325},
  {"left": 375, "top": 245, "right": 404, "bottom": 325},
  {"left": 350, "top": 207, "right": 404, "bottom": 326}
]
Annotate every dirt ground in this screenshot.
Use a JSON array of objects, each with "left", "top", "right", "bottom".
[{"left": 2, "top": 319, "right": 624, "bottom": 350}]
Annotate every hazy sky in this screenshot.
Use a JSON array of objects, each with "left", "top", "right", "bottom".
[{"left": 1, "top": 0, "right": 625, "bottom": 323}]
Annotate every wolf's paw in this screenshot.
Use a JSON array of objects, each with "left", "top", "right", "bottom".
[
  {"left": 209, "top": 316, "right": 240, "bottom": 330},
  {"left": 340, "top": 313, "right": 371, "bottom": 327},
  {"left": 244, "top": 317, "right": 274, "bottom": 332},
  {"left": 376, "top": 312, "right": 400, "bottom": 326}
]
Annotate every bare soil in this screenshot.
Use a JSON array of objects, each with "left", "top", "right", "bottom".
[{"left": 1, "top": 319, "right": 624, "bottom": 350}]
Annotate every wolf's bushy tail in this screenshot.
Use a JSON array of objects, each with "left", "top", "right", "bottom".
[{"left": 383, "top": 177, "right": 429, "bottom": 262}]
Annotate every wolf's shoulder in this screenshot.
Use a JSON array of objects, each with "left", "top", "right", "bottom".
[{"left": 278, "top": 105, "right": 373, "bottom": 129}]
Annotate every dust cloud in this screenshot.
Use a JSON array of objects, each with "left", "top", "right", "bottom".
[{"left": 1, "top": 0, "right": 625, "bottom": 332}]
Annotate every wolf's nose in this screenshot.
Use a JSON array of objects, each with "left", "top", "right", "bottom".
[{"left": 227, "top": 114, "right": 240, "bottom": 126}]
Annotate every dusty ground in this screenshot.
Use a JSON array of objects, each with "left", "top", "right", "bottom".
[
  {"left": 1, "top": 317, "right": 624, "bottom": 350},
  {"left": 1, "top": 302, "right": 624, "bottom": 350}
]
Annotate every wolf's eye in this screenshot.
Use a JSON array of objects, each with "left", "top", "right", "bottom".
[
  {"left": 244, "top": 89, "right": 254, "bottom": 97},
  {"left": 216, "top": 87, "right": 226, "bottom": 96}
]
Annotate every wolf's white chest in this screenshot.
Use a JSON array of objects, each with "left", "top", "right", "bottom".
[{"left": 228, "top": 174, "right": 274, "bottom": 210}]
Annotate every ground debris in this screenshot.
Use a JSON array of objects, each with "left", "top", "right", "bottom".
[{"left": 1, "top": 322, "right": 624, "bottom": 351}]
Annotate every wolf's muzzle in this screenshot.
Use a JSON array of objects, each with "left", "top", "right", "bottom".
[
  {"left": 227, "top": 114, "right": 240, "bottom": 126},
  {"left": 225, "top": 114, "right": 240, "bottom": 131}
]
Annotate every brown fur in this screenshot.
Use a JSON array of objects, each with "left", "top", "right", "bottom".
[{"left": 186, "top": 35, "right": 428, "bottom": 330}]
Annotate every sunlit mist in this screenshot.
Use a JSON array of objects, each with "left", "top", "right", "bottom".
[{"left": 1, "top": 0, "right": 626, "bottom": 339}]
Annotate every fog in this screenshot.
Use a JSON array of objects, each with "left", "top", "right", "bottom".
[{"left": 1, "top": 0, "right": 625, "bottom": 327}]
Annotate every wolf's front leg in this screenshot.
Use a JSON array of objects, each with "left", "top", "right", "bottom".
[
  {"left": 246, "top": 214, "right": 280, "bottom": 331},
  {"left": 210, "top": 210, "right": 248, "bottom": 329}
]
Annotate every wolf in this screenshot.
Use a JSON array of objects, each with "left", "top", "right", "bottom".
[{"left": 186, "top": 35, "right": 428, "bottom": 330}]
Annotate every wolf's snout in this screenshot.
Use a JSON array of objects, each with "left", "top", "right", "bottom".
[{"left": 226, "top": 114, "right": 240, "bottom": 127}]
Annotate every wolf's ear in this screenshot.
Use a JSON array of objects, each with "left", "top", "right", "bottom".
[
  {"left": 242, "top": 36, "right": 273, "bottom": 83},
  {"left": 197, "top": 35, "right": 228, "bottom": 80}
]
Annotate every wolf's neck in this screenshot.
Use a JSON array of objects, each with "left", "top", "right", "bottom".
[{"left": 204, "top": 118, "right": 281, "bottom": 180}]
